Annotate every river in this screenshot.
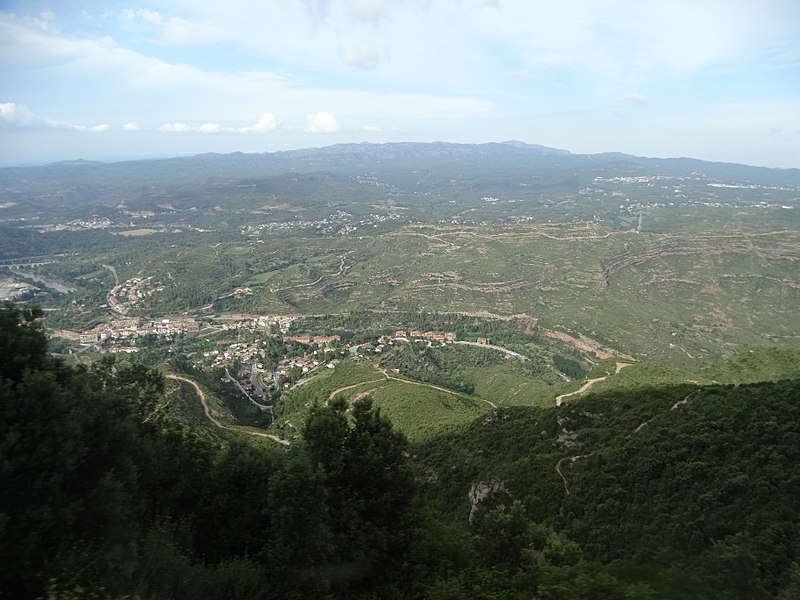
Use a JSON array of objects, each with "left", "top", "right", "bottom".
[{"left": 11, "top": 269, "right": 76, "bottom": 293}]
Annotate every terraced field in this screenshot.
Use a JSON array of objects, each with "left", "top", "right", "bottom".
[
  {"left": 150, "top": 222, "right": 800, "bottom": 364},
  {"left": 37, "top": 217, "right": 800, "bottom": 366}
]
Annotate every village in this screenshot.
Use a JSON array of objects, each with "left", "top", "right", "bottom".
[
  {"left": 214, "top": 328, "right": 476, "bottom": 404},
  {"left": 77, "top": 313, "right": 298, "bottom": 348},
  {"left": 107, "top": 275, "right": 165, "bottom": 314},
  {"left": 75, "top": 309, "right": 501, "bottom": 407}
]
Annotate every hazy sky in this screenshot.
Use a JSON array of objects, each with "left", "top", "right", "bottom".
[{"left": 1, "top": 0, "right": 799, "bottom": 167}]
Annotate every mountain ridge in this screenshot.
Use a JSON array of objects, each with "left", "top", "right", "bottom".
[{"left": 3, "top": 140, "right": 799, "bottom": 178}]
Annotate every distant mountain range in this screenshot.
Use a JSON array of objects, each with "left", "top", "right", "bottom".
[
  {"left": 1, "top": 141, "right": 799, "bottom": 210},
  {"left": 0, "top": 141, "right": 800, "bottom": 186}
]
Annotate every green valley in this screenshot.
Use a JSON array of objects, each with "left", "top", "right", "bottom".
[{"left": 2, "top": 143, "right": 800, "bottom": 599}]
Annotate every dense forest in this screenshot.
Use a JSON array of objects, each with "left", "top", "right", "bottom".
[{"left": 2, "top": 303, "right": 800, "bottom": 598}]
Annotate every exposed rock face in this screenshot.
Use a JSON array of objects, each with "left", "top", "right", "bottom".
[
  {"left": 556, "top": 430, "right": 580, "bottom": 447},
  {"left": 467, "top": 478, "right": 507, "bottom": 524}
]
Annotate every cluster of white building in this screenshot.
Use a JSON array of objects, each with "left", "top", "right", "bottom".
[
  {"left": 108, "top": 276, "right": 164, "bottom": 314},
  {"left": 356, "top": 329, "right": 459, "bottom": 354},
  {"left": 79, "top": 317, "right": 200, "bottom": 345},
  {"left": 219, "top": 314, "right": 298, "bottom": 332}
]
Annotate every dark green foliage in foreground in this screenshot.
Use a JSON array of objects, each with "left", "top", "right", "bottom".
[
  {"left": 559, "top": 381, "right": 800, "bottom": 598},
  {"left": 414, "top": 380, "right": 800, "bottom": 599},
  {"left": 0, "top": 302, "right": 48, "bottom": 381},
  {"left": 0, "top": 303, "right": 416, "bottom": 599},
  {"left": 3, "top": 302, "right": 800, "bottom": 598},
  {"left": 0, "top": 303, "right": 223, "bottom": 598}
]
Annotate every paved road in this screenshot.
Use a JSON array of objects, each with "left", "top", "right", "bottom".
[{"left": 454, "top": 340, "right": 528, "bottom": 361}]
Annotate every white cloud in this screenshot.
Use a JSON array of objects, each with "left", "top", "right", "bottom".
[
  {"left": 0, "top": 101, "right": 111, "bottom": 131},
  {"left": 0, "top": 11, "right": 490, "bottom": 128},
  {"left": 122, "top": 8, "right": 227, "bottom": 45},
  {"left": 197, "top": 122, "right": 223, "bottom": 133},
  {"left": 159, "top": 122, "right": 194, "bottom": 133},
  {"left": 0, "top": 1, "right": 797, "bottom": 167},
  {"left": 122, "top": 122, "right": 141, "bottom": 131},
  {"left": 511, "top": 68, "right": 535, "bottom": 80},
  {"left": 122, "top": 9, "right": 162, "bottom": 25},
  {"left": 306, "top": 112, "right": 341, "bottom": 134},
  {"left": 348, "top": 0, "right": 390, "bottom": 23},
  {"left": 0, "top": 102, "right": 35, "bottom": 126},
  {"left": 623, "top": 93, "right": 649, "bottom": 105},
  {"left": 339, "top": 44, "right": 385, "bottom": 69},
  {"left": 44, "top": 119, "right": 109, "bottom": 131},
  {"left": 239, "top": 112, "right": 280, "bottom": 133},
  {"left": 363, "top": 125, "right": 382, "bottom": 132},
  {"left": 158, "top": 113, "right": 280, "bottom": 134}
]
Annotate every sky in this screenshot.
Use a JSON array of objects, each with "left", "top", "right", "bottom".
[{"left": 1, "top": 0, "right": 799, "bottom": 167}]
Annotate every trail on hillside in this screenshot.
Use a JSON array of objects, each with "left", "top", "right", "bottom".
[
  {"left": 556, "top": 389, "right": 697, "bottom": 496},
  {"left": 167, "top": 375, "right": 289, "bottom": 446},
  {"left": 555, "top": 455, "right": 588, "bottom": 495},
  {"left": 555, "top": 377, "right": 607, "bottom": 406},
  {"left": 543, "top": 330, "right": 635, "bottom": 361},
  {"left": 377, "top": 368, "right": 498, "bottom": 408},
  {"left": 446, "top": 229, "right": 615, "bottom": 242},
  {"left": 555, "top": 362, "right": 632, "bottom": 406},
  {"left": 454, "top": 340, "right": 528, "bottom": 361},
  {"left": 327, "top": 379, "right": 385, "bottom": 403},
  {"left": 629, "top": 393, "right": 694, "bottom": 436},
  {"left": 272, "top": 275, "right": 323, "bottom": 293}
]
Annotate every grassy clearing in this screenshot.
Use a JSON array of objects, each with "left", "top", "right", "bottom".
[
  {"left": 271, "top": 360, "right": 385, "bottom": 436},
  {"left": 469, "top": 363, "right": 557, "bottom": 407},
  {"left": 270, "top": 359, "right": 489, "bottom": 442},
  {"left": 270, "top": 345, "right": 800, "bottom": 442},
  {"left": 369, "top": 383, "right": 487, "bottom": 443},
  {"left": 696, "top": 347, "right": 800, "bottom": 384}
]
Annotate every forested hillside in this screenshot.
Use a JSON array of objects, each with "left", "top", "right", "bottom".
[
  {"left": 2, "top": 303, "right": 800, "bottom": 598},
  {"left": 415, "top": 381, "right": 800, "bottom": 598},
  {"left": 0, "top": 303, "right": 415, "bottom": 599}
]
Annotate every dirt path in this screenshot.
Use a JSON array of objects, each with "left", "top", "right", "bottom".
[
  {"left": 555, "top": 377, "right": 607, "bottom": 406},
  {"left": 387, "top": 231, "right": 456, "bottom": 247},
  {"left": 429, "top": 227, "right": 615, "bottom": 242},
  {"left": 555, "top": 362, "right": 632, "bottom": 406},
  {"left": 555, "top": 455, "right": 588, "bottom": 495},
  {"left": 272, "top": 275, "right": 323, "bottom": 293},
  {"left": 378, "top": 368, "right": 498, "bottom": 409},
  {"left": 327, "top": 368, "right": 499, "bottom": 409},
  {"left": 327, "top": 379, "right": 385, "bottom": 403},
  {"left": 168, "top": 375, "right": 289, "bottom": 446},
  {"left": 350, "top": 391, "right": 373, "bottom": 403},
  {"left": 454, "top": 340, "right": 528, "bottom": 361},
  {"left": 670, "top": 394, "right": 692, "bottom": 411},
  {"left": 557, "top": 387, "right": 694, "bottom": 495},
  {"left": 630, "top": 393, "right": 693, "bottom": 436}
]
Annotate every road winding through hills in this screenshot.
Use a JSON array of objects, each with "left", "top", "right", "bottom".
[{"left": 167, "top": 375, "right": 289, "bottom": 446}]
